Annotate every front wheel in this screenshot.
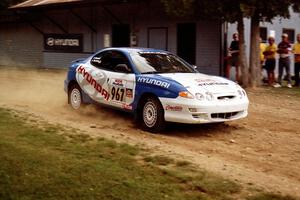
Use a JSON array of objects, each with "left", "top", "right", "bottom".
[
  {"left": 141, "top": 97, "right": 165, "bottom": 133},
  {"left": 68, "top": 84, "right": 82, "bottom": 110}
]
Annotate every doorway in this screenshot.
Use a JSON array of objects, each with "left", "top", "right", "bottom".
[{"left": 177, "top": 23, "right": 196, "bottom": 65}]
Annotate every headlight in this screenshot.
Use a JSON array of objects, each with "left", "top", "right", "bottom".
[
  {"left": 195, "top": 92, "right": 214, "bottom": 101},
  {"left": 179, "top": 91, "right": 194, "bottom": 99},
  {"left": 195, "top": 93, "right": 205, "bottom": 101},
  {"left": 206, "top": 92, "right": 214, "bottom": 101},
  {"left": 237, "top": 89, "right": 246, "bottom": 99}
]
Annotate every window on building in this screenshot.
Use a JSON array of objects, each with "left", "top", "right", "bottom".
[
  {"left": 282, "top": 28, "right": 295, "bottom": 43},
  {"left": 260, "top": 27, "right": 267, "bottom": 43}
]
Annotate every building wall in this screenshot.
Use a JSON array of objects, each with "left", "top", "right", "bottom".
[
  {"left": 196, "top": 21, "right": 221, "bottom": 75},
  {"left": 0, "top": 3, "right": 222, "bottom": 75},
  {"left": 0, "top": 22, "right": 43, "bottom": 67}
]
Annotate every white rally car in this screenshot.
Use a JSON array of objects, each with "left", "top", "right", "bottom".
[{"left": 64, "top": 48, "right": 249, "bottom": 132}]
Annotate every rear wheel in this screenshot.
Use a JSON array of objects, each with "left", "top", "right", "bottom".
[
  {"left": 68, "top": 84, "right": 82, "bottom": 110},
  {"left": 141, "top": 96, "right": 165, "bottom": 133}
]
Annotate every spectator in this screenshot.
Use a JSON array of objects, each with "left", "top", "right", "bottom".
[
  {"left": 263, "top": 37, "right": 277, "bottom": 86},
  {"left": 227, "top": 33, "right": 239, "bottom": 82},
  {"left": 260, "top": 37, "right": 267, "bottom": 82},
  {"left": 292, "top": 33, "right": 300, "bottom": 87},
  {"left": 274, "top": 33, "right": 292, "bottom": 88},
  {"left": 260, "top": 37, "right": 267, "bottom": 67}
]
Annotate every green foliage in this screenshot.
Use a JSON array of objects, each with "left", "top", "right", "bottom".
[
  {"left": 161, "top": 0, "right": 300, "bottom": 22},
  {"left": 161, "top": 0, "right": 242, "bottom": 22},
  {"left": 161, "top": 0, "right": 195, "bottom": 17}
]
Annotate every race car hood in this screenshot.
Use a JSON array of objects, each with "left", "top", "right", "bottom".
[{"left": 159, "top": 73, "right": 238, "bottom": 94}]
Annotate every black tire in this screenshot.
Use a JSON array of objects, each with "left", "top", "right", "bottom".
[
  {"left": 140, "top": 96, "right": 165, "bottom": 133},
  {"left": 68, "top": 84, "right": 83, "bottom": 110}
]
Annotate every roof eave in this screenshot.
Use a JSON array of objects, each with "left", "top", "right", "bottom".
[{"left": 9, "top": 0, "right": 132, "bottom": 11}]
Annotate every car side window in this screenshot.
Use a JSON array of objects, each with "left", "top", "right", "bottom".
[
  {"left": 90, "top": 51, "right": 113, "bottom": 70},
  {"left": 90, "top": 51, "right": 132, "bottom": 73},
  {"left": 111, "top": 51, "right": 132, "bottom": 73}
]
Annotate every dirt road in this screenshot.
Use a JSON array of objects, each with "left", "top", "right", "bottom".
[{"left": 0, "top": 67, "right": 299, "bottom": 197}]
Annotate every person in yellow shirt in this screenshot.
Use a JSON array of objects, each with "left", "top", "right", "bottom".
[
  {"left": 263, "top": 36, "right": 277, "bottom": 86},
  {"left": 292, "top": 34, "right": 300, "bottom": 87},
  {"left": 260, "top": 38, "right": 267, "bottom": 66}
]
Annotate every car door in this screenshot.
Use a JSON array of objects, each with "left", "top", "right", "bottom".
[
  {"left": 75, "top": 51, "right": 111, "bottom": 105},
  {"left": 88, "top": 50, "right": 136, "bottom": 111}
]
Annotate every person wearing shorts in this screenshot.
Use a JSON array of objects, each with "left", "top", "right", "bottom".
[
  {"left": 263, "top": 37, "right": 277, "bottom": 86},
  {"left": 292, "top": 34, "right": 300, "bottom": 87},
  {"left": 227, "top": 33, "right": 240, "bottom": 82}
]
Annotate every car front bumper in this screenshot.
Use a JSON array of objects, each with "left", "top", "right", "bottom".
[{"left": 159, "top": 96, "right": 249, "bottom": 124}]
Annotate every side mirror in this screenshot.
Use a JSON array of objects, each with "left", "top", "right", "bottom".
[{"left": 115, "top": 64, "right": 131, "bottom": 73}]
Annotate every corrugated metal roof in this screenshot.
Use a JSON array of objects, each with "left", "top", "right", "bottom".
[{"left": 10, "top": 0, "right": 84, "bottom": 9}]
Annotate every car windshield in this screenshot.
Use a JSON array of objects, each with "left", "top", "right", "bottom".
[{"left": 131, "top": 52, "right": 196, "bottom": 74}]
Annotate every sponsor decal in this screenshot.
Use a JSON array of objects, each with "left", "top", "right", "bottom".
[
  {"left": 137, "top": 77, "right": 170, "bottom": 89},
  {"left": 198, "top": 82, "right": 229, "bottom": 86},
  {"left": 126, "top": 88, "right": 133, "bottom": 98},
  {"left": 195, "top": 78, "right": 215, "bottom": 83},
  {"left": 195, "top": 78, "right": 228, "bottom": 86},
  {"left": 77, "top": 65, "right": 110, "bottom": 101},
  {"left": 112, "top": 79, "right": 125, "bottom": 87},
  {"left": 123, "top": 104, "right": 133, "bottom": 110},
  {"left": 165, "top": 105, "right": 183, "bottom": 111},
  {"left": 91, "top": 57, "right": 101, "bottom": 64}
]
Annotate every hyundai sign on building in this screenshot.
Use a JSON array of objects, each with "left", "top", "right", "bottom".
[{"left": 44, "top": 34, "right": 83, "bottom": 52}]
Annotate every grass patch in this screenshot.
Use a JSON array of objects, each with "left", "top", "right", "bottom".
[
  {"left": 190, "top": 172, "right": 241, "bottom": 195},
  {"left": 143, "top": 155, "right": 175, "bottom": 166},
  {"left": 175, "top": 160, "right": 192, "bottom": 167},
  {"left": 0, "top": 108, "right": 297, "bottom": 200},
  {"left": 0, "top": 108, "right": 185, "bottom": 200}
]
